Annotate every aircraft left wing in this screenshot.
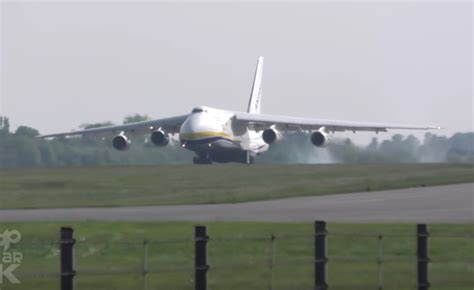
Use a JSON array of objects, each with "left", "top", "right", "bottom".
[
  {"left": 39, "top": 114, "right": 189, "bottom": 138},
  {"left": 234, "top": 113, "right": 440, "bottom": 133}
]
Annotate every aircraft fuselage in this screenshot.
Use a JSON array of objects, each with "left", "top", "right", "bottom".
[{"left": 179, "top": 106, "right": 267, "bottom": 164}]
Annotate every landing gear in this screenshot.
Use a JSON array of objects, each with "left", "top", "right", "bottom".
[
  {"left": 245, "top": 151, "right": 255, "bottom": 165},
  {"left": 191, "top": 151, "right": 255, "bottom": 164},
  {"left": 193, "top": 156, "right": 212, "bottom": 164}
]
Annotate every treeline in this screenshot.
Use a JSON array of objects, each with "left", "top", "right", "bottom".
[
  {"left": 0, "top": 116, "right": 472, "bottom": 167},
  {"left": 0, "top": 115, "right": 193, "bottom": 168},
  {"left": 259, "top": 132, "right": 474, "bottom": 164}
]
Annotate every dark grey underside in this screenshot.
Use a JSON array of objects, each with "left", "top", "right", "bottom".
[
  {"left": 183, "top": 137, "right": 248, "bottom": 163},
  {"left": 1, "top": 183, "right": 472, "bottom": 223}
]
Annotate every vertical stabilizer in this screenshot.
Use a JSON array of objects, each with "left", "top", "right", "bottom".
[{"left": 247, "top": 56, "right": 264, "bottom": 114}]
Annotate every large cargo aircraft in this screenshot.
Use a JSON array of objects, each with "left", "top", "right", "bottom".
[{"left": 40, "top": 57, "right": 439, "bottom": 164}]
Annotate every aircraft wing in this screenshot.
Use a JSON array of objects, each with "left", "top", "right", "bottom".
[
  {"left": 234, "top": 113, "right": 440, "bottom": 132},
  {"left": 39, "top": 114, "right": 189, "bottom": 138}
]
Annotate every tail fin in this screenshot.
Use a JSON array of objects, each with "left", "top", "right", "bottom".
[{"left": 247, "top": 56, "right": 264, "bottom": 114}]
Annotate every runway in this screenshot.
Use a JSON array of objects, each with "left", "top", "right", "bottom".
[{"left": 1, "top": 183, "right": 472, "bottom": 223}]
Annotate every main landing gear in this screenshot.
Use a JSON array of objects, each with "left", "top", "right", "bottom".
[
  {"left": 193, "top": 156, "right": 212, "bottom": 164},
  {"left": 191, "top": 151, "right": 255, "bottom": 164},
  {"left": 245, "top": 151, "right": 255, "bottom": 165}
]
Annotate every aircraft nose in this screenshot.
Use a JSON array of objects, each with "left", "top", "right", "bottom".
[{"left": 180, "top": 113, "right": 221, "bottom": 138}]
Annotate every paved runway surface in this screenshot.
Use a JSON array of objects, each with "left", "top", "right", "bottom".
[{"left": 1, "top": 183, "right": 472, "bottom": 223}]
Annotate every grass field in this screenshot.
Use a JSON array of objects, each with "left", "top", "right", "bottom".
[
  {"left": 0, "top": 221, "right": 472, "bottom": 290},
  {"left": 0, "top": 163, "right": 473, "bottom": 209}
]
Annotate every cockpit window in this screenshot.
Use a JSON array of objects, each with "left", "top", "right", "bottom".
[{"left": 191, "top": 107, "right": 204, "bottom": 113}]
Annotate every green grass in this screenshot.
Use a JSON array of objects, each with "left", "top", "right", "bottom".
[
  {"left": 0, "top": 222, "right": 472, "bottom": 290},
  {"left": 0, "top": 164, "right": 473, "bottom": 209}
]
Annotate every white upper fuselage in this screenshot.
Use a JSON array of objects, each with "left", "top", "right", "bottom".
[{"left": 179, "top": 106, "right": 268, "bottom": 155}]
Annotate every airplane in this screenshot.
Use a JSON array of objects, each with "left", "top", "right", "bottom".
[{"left": 40, "top": 57, "right": 440, "bottom": 164}]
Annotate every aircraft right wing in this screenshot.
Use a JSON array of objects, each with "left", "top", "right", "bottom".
[
  {"left": 234, "top": 113, "right": 440, "bottom": 133},
  {"left": 39, "top": 114, "right": 189, "bottom": 138}
]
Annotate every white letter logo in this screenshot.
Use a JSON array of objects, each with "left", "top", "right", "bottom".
[
  {"left": 0, "top": 229, "right": 22, "bottom": 286},
  {"left": 0, "top": 264, "right": 20, "bottom": 284},
  {"left": 0, "top": 230, "right": 21, "bottom": 252}
]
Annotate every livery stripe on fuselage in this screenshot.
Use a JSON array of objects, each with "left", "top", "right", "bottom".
[
  {"left": 182, "top": 136, "right": 233, "bottom": 146},
  {"left": 180, "top": 131, "right": 232, "bottom": 141},
  {"left": 180, "top": 131, "right": 237, "bottom": 148}
]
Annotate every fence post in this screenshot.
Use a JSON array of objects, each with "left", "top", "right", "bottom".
[
  {"left": 60, "top": 227, "right": 75, "bottom": 290},
  {"left": 195, "top": 226, "right": 209, "bottom": 290},
  {"left": 143, "top": 239, "right": 149, "bottom": 290},
  {"left": 417, "top": 224, "right": 430, "bottom": 290},
  {"left": 269, "top": 234, "right": 276, "bottom": 290},
  {"left": 376, "top": 234, "right": 384, "bottom": 290},
  {"left": 314, "top": 221, "right": 328, "bottom": 290}
]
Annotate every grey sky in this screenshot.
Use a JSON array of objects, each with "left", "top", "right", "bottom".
[{"left": 1, "top": 1, "right": 472, "bottom": 144}]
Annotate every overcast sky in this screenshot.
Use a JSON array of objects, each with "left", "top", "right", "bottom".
[{"left": 1, "top": 1, "right": 472, "bottom": 144}]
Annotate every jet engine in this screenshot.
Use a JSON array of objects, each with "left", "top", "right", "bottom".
[
  {"left": 150, "top": 129, "right": 170, "bottom": 147},
  {"left": 311, "top": 129, "right": 330, "bottom": 147},
  {"left": 262, "top": 127, "right": 283, "bottom": 144},
  {"left": 112, "top": 134, "right": 131, "bottom": 151}
]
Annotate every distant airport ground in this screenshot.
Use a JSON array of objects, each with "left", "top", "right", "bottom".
[
  {"left": 1, "top": 221, "right": 472, "bottom": 290},
  {"left": 0, "top": 163, "right": 473, "bottom": 209}
]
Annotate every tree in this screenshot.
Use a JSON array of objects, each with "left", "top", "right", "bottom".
[
  {"left": 379, "top": 134, "right": 412, "bottom": 162},
  {"left": 38, "top": 141, "right": 58, "bottom": 166},
  {"left": 403, "top": 135, "right": 421, "bottom": 160},
  {"left": 327, "top": 138, "right": 361, "bottom": 164},
  {"left": 80, "top": 121, "right": 115, "bottom": 129},
  {"left": 446, "top": 133, "right": 474, "bottom": 163},
  {"left": 366, "top": 137, "right": 379, "bottom": 151},
  {"left": 419, "top": 133, "right": 450, "bottom": 162},
  {"left": 123, "top": 114, "right": 151, "bottom": 124},
  {"left": 15, "top": 126, "right": 40, "bottom": 137},
  {"left": 76, "top": 121, "right": 115, "bottom": 146},
  {"left": 0, "top": 116, "right": 10, "bottom": 137},
  {"left": 12, "top": 136, "right": 42, "bottom": 166}
]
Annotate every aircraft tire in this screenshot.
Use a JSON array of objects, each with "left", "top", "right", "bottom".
[{"left": 193, "top": 156, "right": 212, "bottom": 165}]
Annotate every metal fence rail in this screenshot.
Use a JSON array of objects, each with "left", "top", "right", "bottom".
[{"left": 5, "top": 222, "right": 473, "bottom": 290}]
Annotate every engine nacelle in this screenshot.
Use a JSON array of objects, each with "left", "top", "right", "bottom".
[
  {"left": 262, "top": 127, "right": 283, "bottom": 144},
  {"left": 112, "top": 134, "right": 131, "bottom": 151},
  {"left": 311, "top": 130, "right": 330, "bottom": 147},
  {"left": 150, "top": 130, "right": 169, "bottom": 146}
]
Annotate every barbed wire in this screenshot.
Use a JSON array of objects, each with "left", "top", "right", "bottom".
[{"left": 12, "top": 231, "right": 473, "bottom": 246}]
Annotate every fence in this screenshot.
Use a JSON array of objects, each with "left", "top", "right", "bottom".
[{"left": 5, "top": 222, "right": 473, "bottom": 290}]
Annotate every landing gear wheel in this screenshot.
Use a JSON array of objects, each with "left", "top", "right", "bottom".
[
  {"left": 193, "top": 156, "right": 212, "bottom": 164},
  {"left": 248, "top": 156, "right": 255, "bottom": 164},
  {"left": 244, "top": 151, "right": 255, "bottom": 165}
]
